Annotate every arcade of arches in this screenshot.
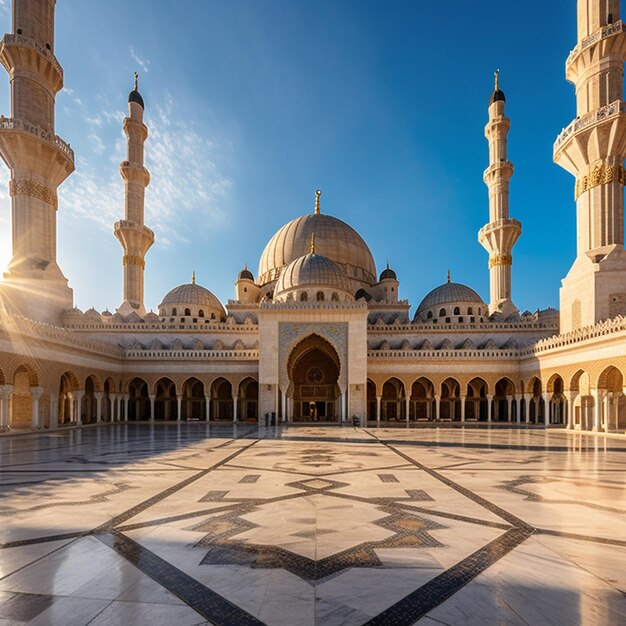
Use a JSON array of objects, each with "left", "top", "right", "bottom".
[{"left": 0, "top": 364, "right": 625, "bottom": 432}]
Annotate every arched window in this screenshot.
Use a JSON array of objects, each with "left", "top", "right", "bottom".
[
  {"left": 184, "top": 308, "right": 191, "bottom": 316},
  {"left": 427, "top": 311, "right": 433, "bottom": 319},
  {"left": 478, "top": 307, "right": 482, "bottom": 315},
  {"left": 439, "top": 308, "right": 446, "bottom": 317},
  {"left": 172, "top": 307, "right": 177, "bottom": 316},
  {"left": 453, "top": 307, "right": 460, "bottom": 315},
  {"left": 468, "top": 307, "right": 473, "bottom": 315},
  {"left": 316, "top": 291, "right": 324, "bottom": 301},
  {"left": 198, "top": 310, "right": 204, "bottom": 318},
  {"left": 211, "top": 313, "right": 216, "bottom": 319},
  {"left": 300, "top": 292, "right": 308, "bottom": 302},
  {"left": 331, "top": 292, "right": 339, "bottom": 301}
]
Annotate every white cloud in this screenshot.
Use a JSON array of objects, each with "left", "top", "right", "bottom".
[
  {"left": 129, "top": 46, "right": 150, "bottom": 74},
  {"left": 60, "top": 93, "right": 232, "bottom": 249}
]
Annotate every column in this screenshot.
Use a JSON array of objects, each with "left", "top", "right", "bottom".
[
  {"left": 376, "top": 395, "right": 381, "bottom": 424},
  {"left": 94, "top": 392, "right": 104, "bottom": 423},
  {"left": 566, "top": 391, "right": 576, "bottom": 429},
  {"left": 0, "top": 385, "right": 11, "bottom": 431},
  {"left": 74, "top": 390, "right": 85, "bottom": 426},
  {"left": 123, "top": 394, "right": 129, "bottom": 421},
  {"left": 542, "top": 393, "right": 551, "bottom": 426},
  {"left": 405, "top": 397, "right": 410, "bottom": 423},
  {"left": 31, "top": 386, "right": 44, "bottom": 429},
  {"left": 281, "top": 390, "right": 287, "bottom": 423},
  {"left": 177, "top": 394, "right": 183, "bottom": 421},
  {"left": 149, "top": 394, "right": 155, "bottom": 421},
  {"left": 340, "top": 391, "right": 346, "bottom": 422},
  {"left": 507, "top": 397, "right": 513, "bottom": 422},
  {"left": 67, "top": 392, "right": 75, "bottom": 423},
  {"left": 486, "top": 394, "right": 493, "bottom": 423},
  {"left": 514, "top": 395, "right": 521, "bottom": 423},
  {"left": 434, "top": 394, "right": 440, "bottom": 420},
  {"left": 590, "top": 389, "right": 601, "bottom": 431},
  {"left": 232, "top": 394, "right": 238, "bottom": 423},
  {"left": 426, "top": 397, "right": 432, "bottom": 420},
  {"left": 49, "top": 391, "right": 58, "bottom": 429},
  {"left": 460, "top": 395, "right": 466, "bottom": 422},
  {"left": 205, "top": 394, "right": 211, "bottom": 421}
]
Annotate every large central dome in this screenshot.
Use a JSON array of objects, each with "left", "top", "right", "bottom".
[{"left": 258, "top": 211, "right": 377, "bottom": 291}]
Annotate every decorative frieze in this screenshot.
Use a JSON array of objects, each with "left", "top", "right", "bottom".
[
  {"left": 488, "top": 254, "right": 512, "bottom": 269},
  {"left": 123, "top": 255, "right": 146, "bottom": 269},
  {"left": 574, "top": 163, "right": 626, "bottom": 199},
  {"left": 9, "top": 178, "right": 57, "bottom": 208}
]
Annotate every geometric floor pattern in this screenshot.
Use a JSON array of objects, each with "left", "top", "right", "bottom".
[{"left": 0, "top": 424, "right": 625, "bottom": 625}]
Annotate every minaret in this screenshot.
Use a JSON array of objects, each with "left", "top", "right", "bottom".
[
  {"left": 0, "top": 0, "right": 75, "bottom": 322},
  {"left": 114, "top": 73, "right": 153, "bottom": 316},
  {"left": 554, "top": 0, "right": 626, "bottom": 332},
  {"left": 478, "top": 71, "right": 521, "bottom": 317}
]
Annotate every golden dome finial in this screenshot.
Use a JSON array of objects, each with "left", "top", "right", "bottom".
[
  {"left": 314, "top": 189, "right": 321, "bottom": 215},
  {"left": 447, "top": 269, "right": 451, "bottom": 283},
  {"left": 192, "top": 270, "right": 196, "bottom": 284},
  {"left": 494, "top": 68, "right": 499, "bottom": 91},
  {"left": 134, "top": 71, "right": 139, "bottom": 91},
  {"left": 310, "top": 232, "right": 316, "bottom": 254}
]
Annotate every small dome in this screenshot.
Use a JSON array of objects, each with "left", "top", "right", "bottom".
[
  {"left": 274, "top": 252, "right": 351, "bottom": 298},
  {"left": 489, "top": 89, "right": 505, "bottom": 105},
  {"left": 379, "top": 265, "right": 397, "bottom": 281},
  {"left": 129, "top": 89, "right": 144, "bottom": 108},
  {"left": 159, "top": 281, "right": 225, "bottom": 319},
  {"left": 417, "top": 281, "right": 485, "bottom": 314},
  {"left": 238, "top": 267, "right": 254, "bottom": 281}
]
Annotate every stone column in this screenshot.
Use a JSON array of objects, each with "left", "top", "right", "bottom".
[
  {"left": 177, "top": 394, "right": 183, "bottom": 421},
  {"left": 486, "top": 394, "right": 493, "bottom": 423},
  {"left": 460, "top": 395, "right": 466, "bottom": 422},
  {"left": 542, "top": 393, "right": 551, "bottom": 426},
  {"left": 123, "top": 395, "right": 129, "bottom": 421},
  {"left": 513, "top": 395, "right": 521, "bottom": 423},
  {"left": 232, "top": 394, "right": 238, "bottom": 423},
  {"left": 340, "top": 391, "right": 346, "bottom": 422},
  {"left": 281, "top": 390, "right": 287, "bottom": 423},
  {"left": 590, "top": 389, "right": 601, "bottom": 431},
  {"left": 74, "top": 390, "right": 85, "bottom": 426},
  {"left": 67, "top": 392, "right": 75, "bottom": 423},
  {"left": 507, "top": 397, "right": 513, "bottom": 422},
  {"left": 405, "top": 397, "right": 410, "bottom": 423},
  {"left": 376, "top": 395, "right": 381, "bottom": 423},
  {"left": 149, "top": 394, "right": 155, "bottom": 421},
  {"left": 566, "top": 392, "right": 575, "bottom": 429},
  {"left": 0, "top": 385, "right": 11, "bottom": 431},
  {"left": 205, "top": 394, "right": 211, "bottom": 421},
  {"left": 49, "top": 391, "right": 58, "bottom": 430},
  {"left": 603, "top": 393, "right": 611, "bottom": 432},
  {"left": 31, "top": 386, "right": 44, "bottom": 429},
  {"left": 94, "top": 392, "right": 104, "bottom": 423},
  {"left": 434, "top": 394, "right": 440, "bottom": 420}
]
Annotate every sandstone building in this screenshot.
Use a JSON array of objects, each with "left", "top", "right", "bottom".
[{"left": 0, "top": 0, "right": 625, "bottom": 434}]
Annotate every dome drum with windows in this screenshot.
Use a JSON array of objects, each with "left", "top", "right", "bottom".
[{"left": 159, "top": 273, "right": 226, "bottom": 322}]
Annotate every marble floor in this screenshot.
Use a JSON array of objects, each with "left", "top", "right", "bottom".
[{"left": 0, "top": 424, "right": 624, "bottom": 625}]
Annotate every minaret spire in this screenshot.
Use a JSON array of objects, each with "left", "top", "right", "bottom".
[
  {"left": 114, "top": 72, "right": 154, "bottom": 316},
  {"left": 554, "top": 0, "right": 626, "bottom": 331},
  {"left": 478, "top": 71, "right": 521, "bottom": 317},
  {"left": 314, "top": 189, "right": 321, "bottom": 215},
  {"left": 0, "top": 0, "right": 75, "bottom": 322}
]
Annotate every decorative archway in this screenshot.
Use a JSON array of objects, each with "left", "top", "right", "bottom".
[
  {"left": 287, "top": 335, "right": 341, "bottom": 422},
  {"left": 211, "top": 378, "right": 233, "bottom": 420},
  {"left": 494, "top": 378, "right": 516, "bottom": 422},
  {"left": 441, "top": 377, "right": 461, "bottom": 420},
  {"left": 546, "top": 374, "right": 565, "bottom": 426},
  {"left": 127, "top": 377, "right": 149, "bottom": 421},
  {"left": 596, "top": 366, "right": 625, "bottom": 431},
  {"left": 410, "top": 377, "right": 434, "bottom": 420},
  {"left": 182, "top": 377, "right": 205, "bottom": 420},
  {"left": 154, "top": 378, "right": 177, "bottom": 420},
  {"left": 381, "top": 377, "right": 405, "bottom": 422},
  {"left": 238, "top": 378, "right": 258, "bottom": 421},
  {"left": 466, "top": 377, "right": 488, "bottom": 421}
]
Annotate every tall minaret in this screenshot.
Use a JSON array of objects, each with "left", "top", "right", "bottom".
[
  {"left": 114, "top": 73, "right": 153, "bottom": 316},
  {"left": 555, "top": 0, "right": 626, "bottom": 332},
  {"left": 0, "top": 0, "right": 75, "bottom": 322},
  {"left": 478, "top": 71, "right": 521, "bottom": 317}
]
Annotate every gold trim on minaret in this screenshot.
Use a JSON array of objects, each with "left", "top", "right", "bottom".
[
  {"left": 192, "top": 270, "right": 196, "bottom": 284},
  {"left": 314, "top": 189, "right": 321, "bottom": 215},
  {"left": 134, "top": 71, "right": 139, "bottom": 91},
  {"left": 310, "top": 232, "right": 316, "bottom": 254},
  {"left": 494, "top": 68, "right": 499, "bottom": 91},
  {"left": 447, "top": 269, "right": 451, "bottom": 283}
]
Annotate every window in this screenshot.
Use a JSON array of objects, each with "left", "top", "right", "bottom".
[
  {"left": 445, "top": 317, "right": 451, "bottom": 324},
  {"left": 470, "top": 316, "right": 475, "bottom": 323},
  {"left": 427, "top": 311, "right": 433, "bottom": 319},
  {"left": 199, "top": 310, "right": 204, "bottom": 317},
  {"left": 453, "top": 307, "right": 460, "bottom": 315},
  {"left": 316, "top": 291, "right": 324, "bottom": 301},
  {"left": 172, "top": 307, "right": 177, "bottom": 315},
  {"left": 300, "top": 292, "right": 308, "bottom": 302},
  {"left": 244, "top": 287, "right": 248, "bottom": 293},
  {"left": 468, "top": 307, "right": 473, "bottom": 315},
  {"left": 211, "top": 313, "right": 216, "bottom": 319},
  {"left": 184, "top": 308, "right": 191, "bottom": 316},
  {"left": 478, "top": 307, "right": 482, "bottom": 315},
  {"left": 458, "top": 317, "right": 463, "bottom": 323},
  {"left": 331, "top": 292, "right": 339, "bottom": 301},
  {"left": 439, "top": 308, "right": 446, "bottom": 317}
]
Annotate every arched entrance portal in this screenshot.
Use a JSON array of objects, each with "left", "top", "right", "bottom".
[{"left": 288, "top": 335, "right": 341, "bottom": 422}]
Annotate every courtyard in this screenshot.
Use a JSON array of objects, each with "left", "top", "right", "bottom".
[{"left": 0, "top": 424, "right": 624, "bottom": 625}]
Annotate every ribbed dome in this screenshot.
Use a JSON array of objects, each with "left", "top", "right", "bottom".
[
  {"left": 159, "top": 282, "right": 223, "bottom": 311},
  {"left": 379, "top": 266, "right": 397, "bottom": 281},
  {"left": 238, "top": 267, "right": 254, "bottom": 281},
  {"left": 417, "top": 282, "right": 485, "bottom": 313},
  {"left": 258, "top": 213, "right": 376, "bottom": 289},
  {"left": 275, "top": 253, "right": 351, "bottom": 296}
]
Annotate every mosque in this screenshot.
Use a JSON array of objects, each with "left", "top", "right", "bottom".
[{"left": 0, "top": 0, "right": 625, "bottom": 433}]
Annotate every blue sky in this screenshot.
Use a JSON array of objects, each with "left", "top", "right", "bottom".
[{"left": 0, "top": 0, "right": 578, "bottom": 314}]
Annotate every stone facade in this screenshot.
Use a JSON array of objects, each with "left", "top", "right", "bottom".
[{"left": 1, "top": 0, "right": 626, "bottom": 435}]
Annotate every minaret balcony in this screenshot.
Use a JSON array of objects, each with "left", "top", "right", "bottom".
[
  {"left": 478, "top": 218, "right": 521, "bottom": 254},
  {"left": 553, "top": 100, "right": 626, "bottom": 166},
  {"left": 0, "top": 33, "right": 63, "bottom": 93},
  {"left": 566, "top": 20, "right": 626, "bottom": 75}
]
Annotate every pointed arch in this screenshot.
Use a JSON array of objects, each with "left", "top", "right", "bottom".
[
  {"left": 211, "top": 377, "right": 233, "bottom": 420},
  {"left": 410, "top": 377, "right": 435, "bottom": 420},
  {"left": 128, "top": 377, "right": 149, "bottom": 421},
  {"left": 466, "top": 377, "right": 488, "bottom": 421},
  {"left": 238, "top": 377, "right": 258, "bottom": 421}
]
